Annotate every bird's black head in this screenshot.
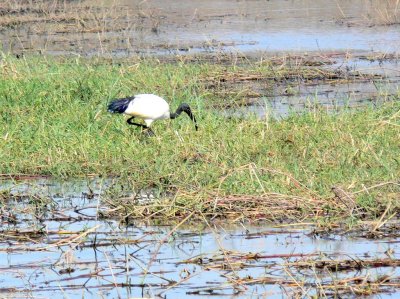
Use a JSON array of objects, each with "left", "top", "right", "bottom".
[{"left": 172, "top": 103, "right": 198, "bottom": 131}]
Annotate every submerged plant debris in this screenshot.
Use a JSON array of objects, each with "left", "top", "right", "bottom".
[
  {"left": 0, "top": 179, "right": 399, "bottom": 298},
  {"left": 0, "top": 0, "right": 399, "bottom": 56}
]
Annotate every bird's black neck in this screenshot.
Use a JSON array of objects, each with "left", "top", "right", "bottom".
[{"left": 170, "top": 103, "right": 198, "bottom": 130}]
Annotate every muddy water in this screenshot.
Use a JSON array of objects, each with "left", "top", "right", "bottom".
[
  {"left": 229, "top": 56, "right": 400, "bottom": 118},
  {"left": 0, "top": 179, "right": 399, "bottom": 298},
  {"left": 110, "top": 0, "right": 400, "bottom": 56},
  {"left": 1, "top": 0, "right": 399, "bottom": 56}
]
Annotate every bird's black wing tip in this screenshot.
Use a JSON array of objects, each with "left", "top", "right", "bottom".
[{"left": 107, "top": 97, "right": 134, "bottom": 114}]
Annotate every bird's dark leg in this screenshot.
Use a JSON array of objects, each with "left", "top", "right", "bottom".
[
  {"left": 143, "top": 127, "right": 155, "bottom": 137},
  {"left": 126, "top": 116, "right": 148, "bottom": 129},
  {"left": 127, "top": 116, "right": 155, "bottom": 136}
]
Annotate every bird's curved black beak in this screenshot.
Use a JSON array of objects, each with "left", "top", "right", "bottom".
[{"left": 182, "top": 105, "right": 198, "bottom": 131}]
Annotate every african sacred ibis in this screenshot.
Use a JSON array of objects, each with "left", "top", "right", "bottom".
[{"left": 108, "top": 94, "right": 198, "bottom": 133}]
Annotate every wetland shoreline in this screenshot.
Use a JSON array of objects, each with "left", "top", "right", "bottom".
[
  {"left": 0, "top": 53, "right": 399, "bottom": 225},
  {"left": 1, "top": 1, "right": 400, "bottom": 297}
]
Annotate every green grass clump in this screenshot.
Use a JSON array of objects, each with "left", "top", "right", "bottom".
[{"left": 0, "top": 54, "right": 399, "bottom": 214}]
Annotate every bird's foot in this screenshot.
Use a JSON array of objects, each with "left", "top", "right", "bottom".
[{"left": 142, "top": 127, "right": 155, "bottom": 137}]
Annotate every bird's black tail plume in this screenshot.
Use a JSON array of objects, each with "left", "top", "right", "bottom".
[
  {"left": 170, "top": 103, "right": 198, "bottom": 131},
  {"left": 107, "top": 97, "right": 134, "bottom": 114}
]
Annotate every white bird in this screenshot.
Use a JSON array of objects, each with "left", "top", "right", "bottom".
[{"left": 108, "top": 94, "right": 198, "bottom": 134}]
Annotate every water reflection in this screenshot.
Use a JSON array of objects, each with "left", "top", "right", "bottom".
[
  {"left": 0, "top": 179, "right": 399, "bottom": 298},
  {"left": 1, "top": 0, "right": 399, "bottom": 56}
]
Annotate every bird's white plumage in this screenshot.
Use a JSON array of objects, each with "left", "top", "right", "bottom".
[
  {"left": 108, "top": 93, "right": 197, "bottom": 132},
  {"left": 124, "top": 94, "right": 170, "bottom": 126}
]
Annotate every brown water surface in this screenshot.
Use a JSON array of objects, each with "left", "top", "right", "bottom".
[{"left": 0, "top": 0, "right": 399, "bottom": 56}]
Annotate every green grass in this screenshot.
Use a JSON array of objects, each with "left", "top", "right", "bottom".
[{"left": 0, "top": 54, "right": 399, "bottom": 221}]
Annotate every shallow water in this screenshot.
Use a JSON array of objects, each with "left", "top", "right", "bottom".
[
  {"left": 0, "top": 179, "right": 399, "bottom": 298},
  {"left": 1, "top": 0, "right": 399, "bottom": 56},
  {"left": 226, "top": 55, "right": 400, "bottom": 118}
]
